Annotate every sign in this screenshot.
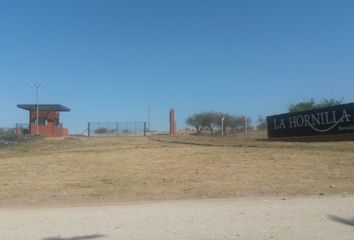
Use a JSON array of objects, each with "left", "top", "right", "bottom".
[{"left": 267, "top": 103, "right": 354, "bottom": 138}]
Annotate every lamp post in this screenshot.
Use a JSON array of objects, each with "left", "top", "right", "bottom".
[{"left": 30, "top": 84, "right": 44, "bottom": 135}]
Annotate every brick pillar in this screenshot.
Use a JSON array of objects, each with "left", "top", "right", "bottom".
[
  {"left": 170, "top": 109, "right": 176, "bottom": 135},
  {"left": 15, "top": 125, "right": 23, "bottom": 136}
]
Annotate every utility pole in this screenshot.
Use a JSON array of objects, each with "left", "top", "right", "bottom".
[{"left": 30, "top": 84, "right": 44, "bottom": 135}]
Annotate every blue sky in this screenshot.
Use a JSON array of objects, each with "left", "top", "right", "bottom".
[{"left": 1, "top": 0, "right": 354, "bottom": 133}]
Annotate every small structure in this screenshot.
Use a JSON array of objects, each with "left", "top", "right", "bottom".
[{"left": 16, "top": 104, "right": 70, "bottom": 137}]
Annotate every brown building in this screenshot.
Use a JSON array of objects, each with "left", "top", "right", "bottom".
[{"left": 16, "top": 104, "right": 70, "bottom": 138}]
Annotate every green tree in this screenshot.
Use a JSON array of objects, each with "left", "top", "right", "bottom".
[
  {"left": 94, "top": 127, "right": 108, "bottom": 134},
  {"left": 227, "top": 115, "right": 249, "bottom": 132},
  {"left": 198, "top": 112, "right": 219, "bottom": 134},
  {"left": 186, "top": 112, "right": 251, "bottom": 135},
  {"left": 256, "top": 115, "right": 267, "bottom": 130},
  {"left": 288, "top": 98, "right": 343, "bottom": 113},
  {"left": 316, "top": 98, "right": 343, "bottom": 108},
  {"left": 186, "top": 112, "right": 223, "bottom": 134},
  {"left": 185, "top": 113, "right": 203, "bottom": 134},
  {"left": 214, "top": 113, "right": 232, "bottom": 134},
  {"left": 288, "top": 99, "right": 316, "bottom": 113}
]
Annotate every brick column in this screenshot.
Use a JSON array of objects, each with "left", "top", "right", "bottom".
[{"left": 169, "top": 109, "right": 176, "bottom": 135}]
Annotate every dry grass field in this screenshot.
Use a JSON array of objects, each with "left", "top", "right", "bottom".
[{"left": 0, "top": 135, "right": 354, "bottom": 206}]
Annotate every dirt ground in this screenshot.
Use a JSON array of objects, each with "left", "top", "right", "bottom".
[
  {"left": 0, "top": 135, "right": 353, "bottom": 206},
  {"left": 2, "top": 196, "right": 354, "bottom": 240}
]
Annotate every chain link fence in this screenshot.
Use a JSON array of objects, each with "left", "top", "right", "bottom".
[{"left": 88, "top": 122, "right": 146, "bottom": 137}]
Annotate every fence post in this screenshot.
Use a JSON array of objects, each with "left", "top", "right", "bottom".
[
  {"left": 244, "top": 117, "right": 248, "bottom": 138},
  {"left": 88, "top": 122, "right": 91, "bottom": 137},
  {"left": 117, "top": 122, "right": 119, "bottom": 136},
  {"left": 144, "top": 122, "right": 146, "bottom": 136}
]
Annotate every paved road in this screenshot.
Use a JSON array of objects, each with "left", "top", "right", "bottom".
[{"left": 0, "top": 196, "right": 353, "bottom": 240}]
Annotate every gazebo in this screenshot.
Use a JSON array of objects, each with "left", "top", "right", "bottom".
[{"left": 16, "top": 104, "right": 70, "bottom": 137}]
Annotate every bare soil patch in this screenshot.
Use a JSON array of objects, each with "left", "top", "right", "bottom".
[{"left": 0, "top": 135, "right": 353, "bottom": 206}]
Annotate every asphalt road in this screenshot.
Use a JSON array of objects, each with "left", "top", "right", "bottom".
[{"left": 0, "top": 196, "right": 353, "bottom": 240}]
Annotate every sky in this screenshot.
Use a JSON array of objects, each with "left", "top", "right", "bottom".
[{"left": 1, "top": 0, "right": 354, "bottom": 133}]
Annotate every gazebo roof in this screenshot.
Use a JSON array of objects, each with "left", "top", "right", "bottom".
[{"left": 17, "top": 104, "right": 71, "bottom": 112}]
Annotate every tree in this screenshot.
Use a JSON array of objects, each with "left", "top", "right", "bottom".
[
  {"left": 288, "top": 99, "right": 316, "bottom": 113},
  {"left": 316, "top": 98, "right": 343, "bottom": 108},
  {"left": 94, "top": 127, "right": 108, "bottom": 134},
  {"left": 186, "top": 112, "right": 222, "bottom": 134},
  {"left": 186, "top": 112, "right": 251, "bottom": 135},
  {"left": 227, "top": 115, "right": 243, "bottom": 132},
  {"left": 186, "top": 114, "right": 203, "bottom": 134},
  {"left": 214, "top": 113, "right": 232, "bottom": 134},
  {"left": 288, "top": 98, "right": 343, "bottom": 113},
  {"left": 256, "top": 115, "right": 267, "bottom": 130},
  {"left": 199, "top": 112, "right": 218, "bottom": 134}
]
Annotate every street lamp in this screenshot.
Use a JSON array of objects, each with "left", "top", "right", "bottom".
[{"left": 30, "top": 84, "right": 45, "bottom": 135}]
